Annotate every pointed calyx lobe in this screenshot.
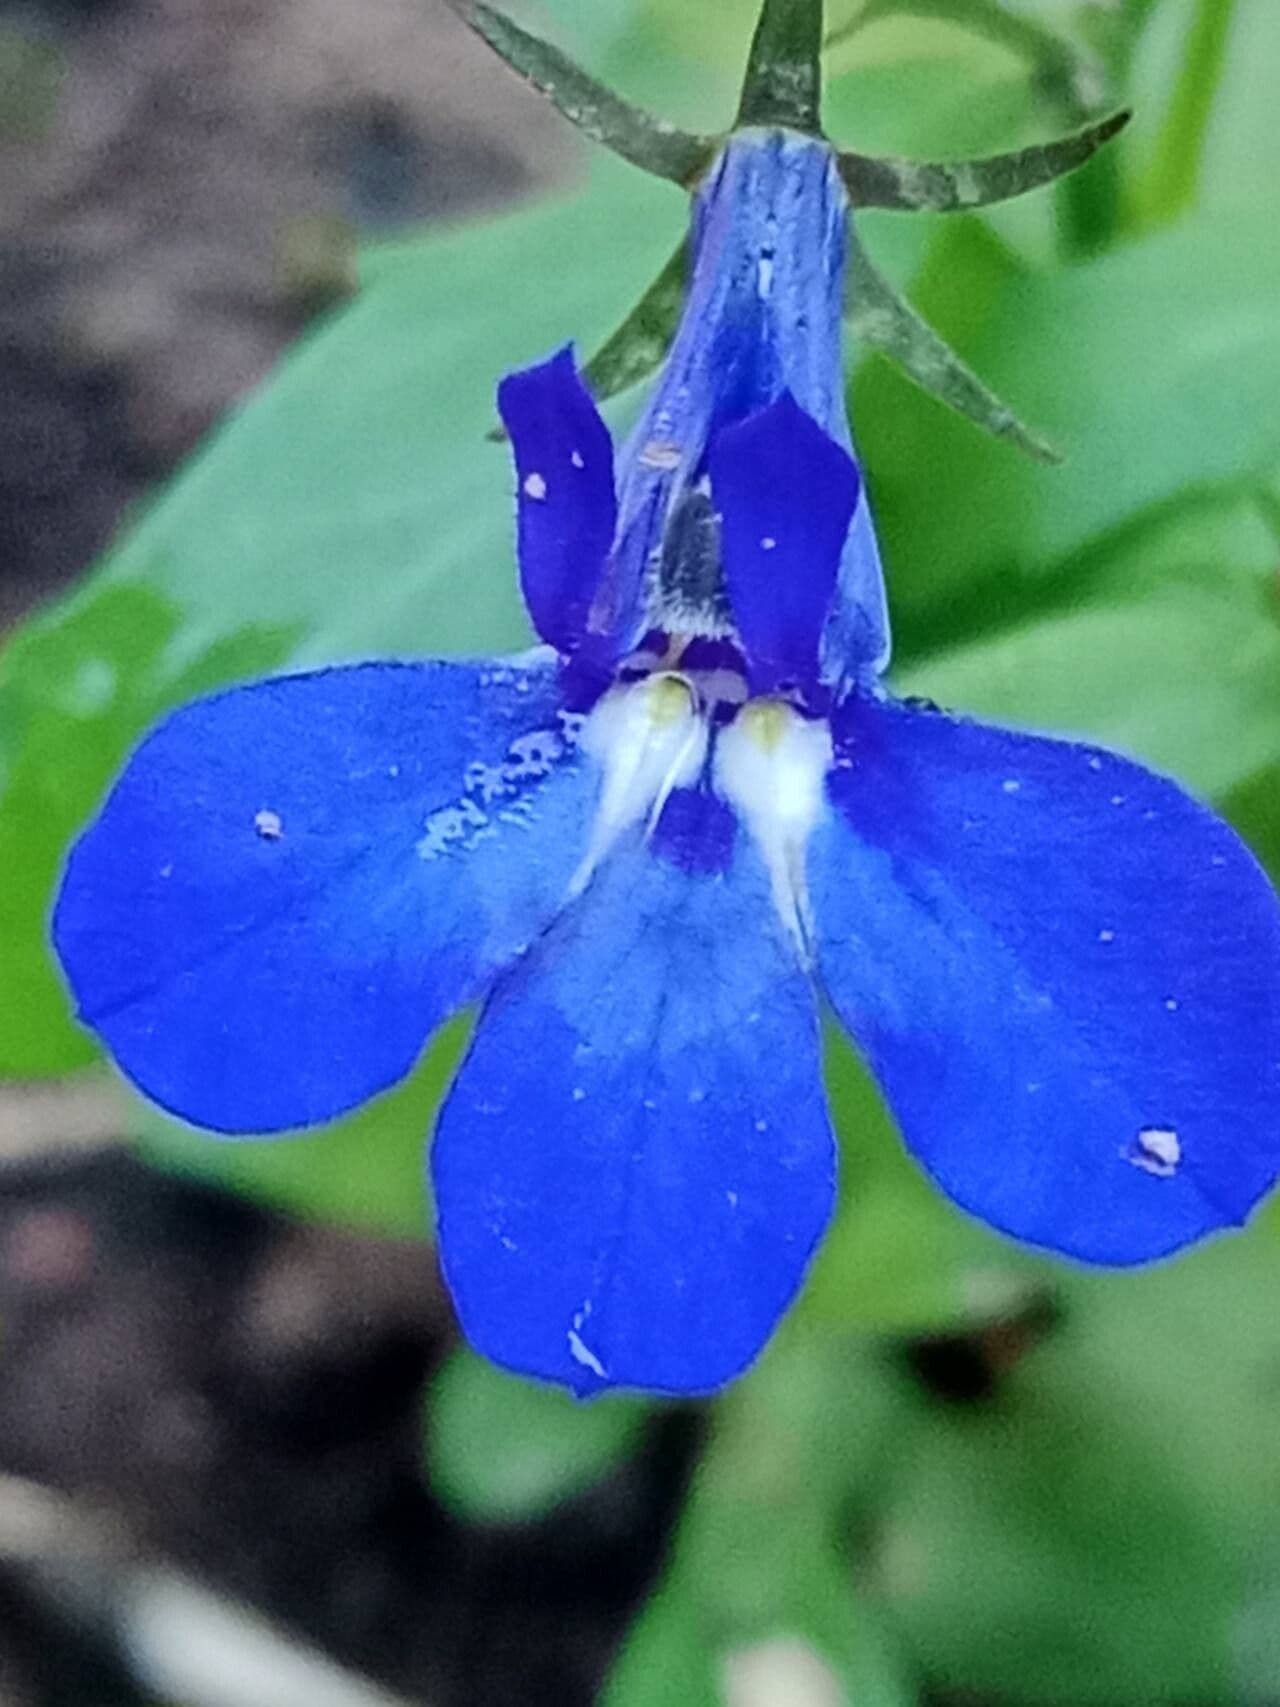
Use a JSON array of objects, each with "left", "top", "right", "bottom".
[
  {"left": 838, "top": 110, "right": 1131, "bottom": 213},
  {"left": 448, "top": 0, "right": 713, "bottom": 186},
  {"left": 736, "top": 0, "right": 824, "bottom": 134}
]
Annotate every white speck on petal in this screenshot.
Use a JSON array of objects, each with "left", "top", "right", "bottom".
[
  {"left": 760, "top": 535, "right": 778, "bottom": 552},
  {"left": 254, "top": 809, "right": 283, "bottom": 841},
  {"left": 571, "top": 1086, "right": 586, "bottom": 1102},
  {"left": 726, "top": 1191, "right": 739, "bottom": 1209},
  {"left": 1128, "top": 1126, "right": 1180, "bottom": 1178},
  {"left": 1165, "top": 998, "right": 1180, "bottom": 1012},
  {"left": 1098, "top": 928, "right": 1115, "bottom": 943},
  {"left": 570, "top": 449, "right": 585, "bottom": 469},
  {"left": 417, "top": 796, "right": 490, "bottom": 859},
  {"left": 523, "top": 471, "right": 547, "bottom": 500},
  {"left": 568, "top": 1302, "right": 607, "bottom": 1380},
  {"left": 158, "top": 862, "right": 174, "bottom": 879},
  {"left": 568, "top": 1330, "right": 607, "bottom": 1379},
  {"left": 1110, "top": 794, "right": 1125, "bottom": 807},
  {"left": 754, "top": 1118, "right": 769, "bottom": 1133},
  {"left": 388, "top": 763, "right": 401, "bottom": 778},
  {"left": 1002, "top": 778, "right": 1021, "bottom": 795},
  {"left": 1087, "top": 755, "right": 1104, "bottom": 772},
  {"left": 757, "top": 254, "right": 775, "bottom": 298}
]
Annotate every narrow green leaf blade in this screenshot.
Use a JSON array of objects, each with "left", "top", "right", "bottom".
[
  {"left": 839, "top": 110, "right": 1131, "bottom": 212},
  {"left": 846, "top": 223, "right": 1059, "bottom": 463},
  {"left": 737, "top": 0, "right": 824, "bottom": 133},
  {"left": 449, "top": 0, "right": 714, "bottom": 184}
]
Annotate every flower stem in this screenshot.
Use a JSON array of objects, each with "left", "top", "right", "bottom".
[{"left": 1133, "top": 0, "right": 1237, "bottom": 231}]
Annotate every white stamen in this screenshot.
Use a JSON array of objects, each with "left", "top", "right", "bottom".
[
  {"left": 715, "top": 701, "right": 832, "bottom": 957},
  {"left": 572, "top": 674, "right": 708, "bottom": 896}
]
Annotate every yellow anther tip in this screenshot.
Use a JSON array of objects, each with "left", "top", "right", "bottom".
[
  {"left": 646, "top": 672, "right": 696, "bottom": 727},
  {"left": 737, "top": 697, "right": 793, "bottom": 752}
]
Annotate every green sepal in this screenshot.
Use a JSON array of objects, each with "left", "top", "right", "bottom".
[
  {"left": 839, "top": 110, "right": 1131, "bottom": 213},
  {"left": 487, "top": 240, "right": 687, "bottom": 440},
  {"left": 447, "top": 0, "right": 714, "bottom": 185},
  {"left": 846, "top": 224, "right": 1059, "bottom": 464},
  {"left": 582, "top": 240, "right": 687, "bottom": 404},
  {"left": 737, "top": 0, "right": 824, "bottom": 134}
]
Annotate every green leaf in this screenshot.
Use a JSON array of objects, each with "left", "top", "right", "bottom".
[
  {"left": 896, "top": 495, "right": 1280, "bottom": 803},
  {"left": 135, "top": 1017, "right": 469, "bottom": 1237},
  {"left": 857, "top": 210, "right": 1280, "bottom": 651},
  {"left": 0, "top": 154, "right": 680, "bottom": 1078},
  {"left": 606, "top": 1335, "right": 920, "bottom": 1707},
  {"left": 736, "top": 0, "right": 823, "bottom": 133},
  {"left": 846, "top": 222, "right": 1058, "bottom": 462},
  {"left": 448, "top": 0, "right": 715, "bottom": 185},
  {"left": 869, "top": 1230, "right": 1280, "bottom": 1703},
  {"left": 426, "top": 1347, "right": 648, "bottom": 1524},
  {"left": 839, "top": 110, "right": 1130, "bottom": 213}
]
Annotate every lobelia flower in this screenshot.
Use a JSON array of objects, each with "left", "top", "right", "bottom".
[{"left": 53, "top": 129, "right": 1280, "bottom": 1397}]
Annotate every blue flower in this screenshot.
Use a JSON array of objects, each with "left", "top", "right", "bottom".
[{"left": 53, "top": 131, "right": 1280, "bottom": 1397}]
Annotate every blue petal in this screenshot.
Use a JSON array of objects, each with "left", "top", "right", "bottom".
[
  {"left": 54, "top": 659, "right": 594, "bottom": 1133},
  {"left": 810, "top": 696, "right": 1280, "bottom": 1263},
  {"left": 497, "top": 348, "right": 617, "bottom": 654},
  {"left": 710, "top": 392, "right": 860, "bottom": 693},
  {"left": 432, "top": 824, "right": 835, "bottom": 1396}
]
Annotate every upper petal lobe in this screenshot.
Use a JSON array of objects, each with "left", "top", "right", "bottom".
[
  {"left": 810, "top": 696, "right": 1280, "bottom": 1263},
  {"left": 431, "top": 805, "right": 836, "bottom": 1396},
  {"left": 710, "top": 391, "right": 859, "bottom": 694},
  {"left": 53, "top": 658, "right": 594, "bottom": 1132},
  {"left": 497, "top": 348, "right": 617, "bottom": 654}
]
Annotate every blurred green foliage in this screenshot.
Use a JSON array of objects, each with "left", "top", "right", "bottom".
[
  {"left": 428, "top": 1345, "right": 648, "bottom": 1525},
  {"left": 4, "top": 0, "right": 1280, "bottom": 1701}
]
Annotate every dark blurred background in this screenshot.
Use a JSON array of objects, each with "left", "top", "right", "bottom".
[{"left": 0, "top": 0, "right": 572, "bottom": 631}]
